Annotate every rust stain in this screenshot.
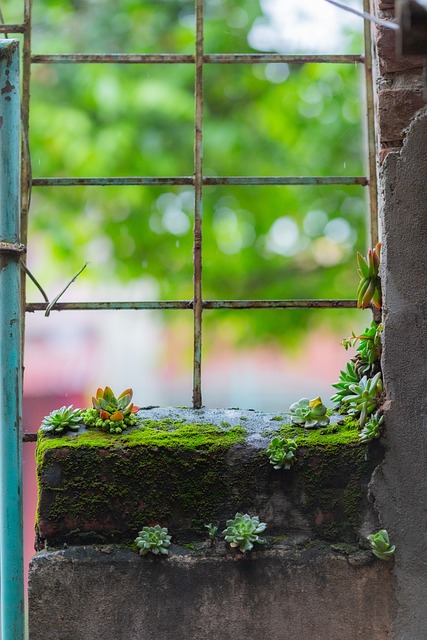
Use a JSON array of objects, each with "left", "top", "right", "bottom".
[{"left": 1, "top": 79, "right": 15, "bottom": 94}]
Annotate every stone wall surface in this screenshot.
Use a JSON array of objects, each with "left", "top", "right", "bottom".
[
  {"left": 370, "top": 107, "right": 427, "bottom": 640},
  {"left": 28, "top": 545, "right": 394, "bottom": 640}
]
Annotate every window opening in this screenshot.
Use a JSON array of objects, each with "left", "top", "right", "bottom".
[{"left": 0, "top": 0, "right": 378, "bottom": 419}]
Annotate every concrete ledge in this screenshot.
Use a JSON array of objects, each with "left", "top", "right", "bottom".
[{"left": 28, "top": 543, "right": 395, "bottom": 640}]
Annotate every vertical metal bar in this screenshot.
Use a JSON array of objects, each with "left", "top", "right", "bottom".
[
  {"left": 192, "top": 0, "right": 203, "bottom": 408},
  {"left": 0, "top": 39, "right": 24, "bottom": 640},
  {"left": 20, "top": 0, "right": 32, "bottom": 315},
  {"left": 363, "top": 0, "right": 379, "bottom": 246},
  {"left": 21, "top": 0, "right": 32, "bottom": 242}
]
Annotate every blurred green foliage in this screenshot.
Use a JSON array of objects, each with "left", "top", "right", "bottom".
[{"left": 2, "top": 0, "right": 368, "bottom": 343}]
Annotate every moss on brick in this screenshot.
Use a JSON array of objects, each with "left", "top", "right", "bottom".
[{"left": 35, "top": 413, "right": 381, "bottom": 549}]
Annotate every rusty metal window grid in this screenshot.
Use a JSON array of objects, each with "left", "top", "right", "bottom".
[{"left": 1, "top": 0, "right": 378, "bottom": 416}]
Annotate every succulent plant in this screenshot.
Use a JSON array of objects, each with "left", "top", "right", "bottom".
[
  {"left": 40, "top": 405, "right": 81, "bottom": 435},
  {"left": 267, "top": 437, "right": 298, "bottom": 470},
  {"left": 92, "top": 386, "right": 139, "bottom": 421},
  {"left": 289, "top": 397, "right": 330, "bottom": 428},
  {"left": 331, "top": 360, "right": 361, "bottom": 405},
  {"left": 205, "top": 523, "right": 218, "bottom": 541},
  {"left": 342, "top": 321, "right": 383, "bottom": 377},
  {"left": 342, "top": 372, "right": 383, "bottom": 428},
  {"left": 223, "top": 513, "right": 267, "bottom": 553},
  {"left": 82, "top": 386, "right": 140, "bottom": 433},
  {"left": 135, "top": 525, "right": 171, "bottom": 556},
  {"left": 356, "top": 242, "right": 382, "bottom": 309},
  {"left": 367, "top": 529, "right": 395, "bottom": 560},
  {"left": 360, "top": 413, "right": 384, "bottom": 443}
]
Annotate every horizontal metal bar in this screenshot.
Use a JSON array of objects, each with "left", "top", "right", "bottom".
[
  {"left": 31, "top": 53, "right": 364, "bottom": 65},
  {"left": 31, "top": 54, "right": 194, "bottom": 64},
  {"left": 203, "top": 176, "right": 368, "bottom": 186},
  {"left": 22, "top": 434, "right": 37, "bottom": 443},
  {"left": 0, "top": 242, "right": 26, "bottom": 255},
  {"left": 26, "top": 299, "right": 358, "bottom": 312},
  {"left": 32, "top": 177, "right": 194, "bottom": 187},
  {"left": 205, "top": 54, "right": 364, "bottom": 64},
  {"left": 0, "top": 25, "right": 26, "bottom": 34},
  {"left": 32, "top": 176, "right": 368, "bottom": 187}
]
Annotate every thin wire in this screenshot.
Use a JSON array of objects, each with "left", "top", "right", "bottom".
[{"left": 323, "top": 0, "right": 400, "bottom": 30}]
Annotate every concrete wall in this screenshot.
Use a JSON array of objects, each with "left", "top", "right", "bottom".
[
  {"left": 29, "top": 543, "right": 394, "bottom": 640},
  {"left": 370, "top": 2, "right": 427, "bottom": 637},
  {"left": 370, "top": 108, "right": 427, "bottom": 640}
]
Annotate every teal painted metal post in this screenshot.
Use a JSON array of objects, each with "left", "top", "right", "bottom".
[{"left": 0, "top": 40, "right": 24, "bottom": 640}]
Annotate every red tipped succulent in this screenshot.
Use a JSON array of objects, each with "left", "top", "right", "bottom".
[
  {"left": 356, "top": 242, "right": 382, "bottom": 309},
  {"left": 92, "top": 386, "right": 139, "bottom": 422}
]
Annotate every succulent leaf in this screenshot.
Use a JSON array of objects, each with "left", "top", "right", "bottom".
[
  {"left": 290, "top": 397, "right": 330, "bottom": 428},
  {"left": 223, "top": 513, "right": 267, "bottom": 553},
  {"left": 135, "top": 525, "right": 171, "bottom": 556},
  {"left": 367, "top": 529, "right": 395, "bottom": 560}
]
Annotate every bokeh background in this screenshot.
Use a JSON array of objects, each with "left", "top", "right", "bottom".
[{"left": 1, "top": 0, "right": 371, "bottom": 584}]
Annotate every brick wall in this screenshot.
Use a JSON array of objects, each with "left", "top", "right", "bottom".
[{"left": 373, "top": 0, "right": 425, "bottom": 163}]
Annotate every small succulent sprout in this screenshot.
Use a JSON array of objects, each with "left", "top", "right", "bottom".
[
  {"left": 367, "top": 529, "right": 395, "bottom": 560},
  {"left": 360, "top": 413, "right": 384, "bottom": 443},
  {"left": 92, "top": 386, "right": 139, "bottom": 422},
  {"left": 205, "top": 523, "right": 218, "bottom": 540},
  {"left": 343, "top": 372, "right": 383, "bottom": 428},
  {"left": 223, "top": 513, "right": 267, "bottom": 553},
  {"left": 267, "top": 437, "right": 297, "bottom": 470},
  {"left": 40, "top": 405, "right": 81, "bottom": 435},
  {"left": 356, "top": 242, "right": 382, "bottom": 309},
  {"left": 331, "top": 360, "right": 361, "bottom": 405},
  {"left": 289, "top": 397, "right": 330, "bottom": 428},
  {"left": 135, "top": 525, "right": 171, "bottom": 556}
]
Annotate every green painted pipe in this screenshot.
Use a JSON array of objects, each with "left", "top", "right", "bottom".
[{"left": 0, "top": 39, "right": 24, "bottom": 640}]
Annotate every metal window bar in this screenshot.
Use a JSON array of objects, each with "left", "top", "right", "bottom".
[{"left": 6, "top": 0, "right": 377, "bottom": 413}]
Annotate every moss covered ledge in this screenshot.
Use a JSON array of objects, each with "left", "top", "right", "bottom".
[{"left": 35, "top": 406, "right": 383, "bottom": 550}]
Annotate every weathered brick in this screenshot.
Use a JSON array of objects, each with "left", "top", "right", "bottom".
[
  {"left": 377, "top": 0, "right": 394, "bottom": 11},
  {"left": 379, "top": 145, "right": 402, "bottom": 164},
  {"left": 377, "top": 88, "right": 425, "bottom": 141},
  {"left": 375, "top": 24, "right": 425, "bottom": 74}
]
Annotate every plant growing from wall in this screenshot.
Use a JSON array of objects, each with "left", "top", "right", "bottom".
[
  {"left": 135, "top": 525, "right": 171, "bottom": 556},
  {"left": 81, "top": 386, "right": 140, "bottom": 434},
  {"left": 267, "top": 437, "right": 298, "bottom": 469},
  {"left": 342, "top": 372, "right": 383, "bottom": 428},
  {"left": 360, "top": 413, "right": 384, "bottom": 443},
  {"left": 367, "top": 529, "right": 395, "bottom": 560},
  {"left": 356, "top": 242, "right": 382, "bottom": 309},
  {"left": 342, "top": 321, "right": 383, "bottom": 377},
  {"left": 331, "top": 360, "right": 361, "bottom": 405},
  {"left": 205, "top": 523, "right": 218, "bottom": 545},
  {"left": 223, "top": 513, "right": 267, "bottom": 553},
  {"left": 39, "top": 405, "right": 82, "bottom": 435},
  {"left": 289, "top": 397, "right": 330, "bottom": 428}
]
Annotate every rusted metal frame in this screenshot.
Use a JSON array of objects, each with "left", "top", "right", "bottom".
[
  {"left": 26, "top": 299, "right": 357, "bottom": 312},
  {"left": 32, "top": 176, "right": 369, "bottom": 186},
  {"left": 0, "top": 25, "right": 26, "bottom": 33},
  {"left": 363, "top": 0, "right": 379, "bottom": 246},
  {"left": 30, "top": 53, "right": 364, "bottom": 65},
  {"left": 192, "top": 0, "right": 203, "bottom": 409},
  {"left": 20, "top": 0, "right": 32, "bottom": 365}
]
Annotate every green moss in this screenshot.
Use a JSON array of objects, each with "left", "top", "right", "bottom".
[
  {"left": 37, "top": 420, "right": 247, "bottom": 455},
  {"left": 270, "top": 416, "right": 284, "bottom": 421},
  {"left": 36, "top": 420, "right": 248, "bottom": 547}
]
